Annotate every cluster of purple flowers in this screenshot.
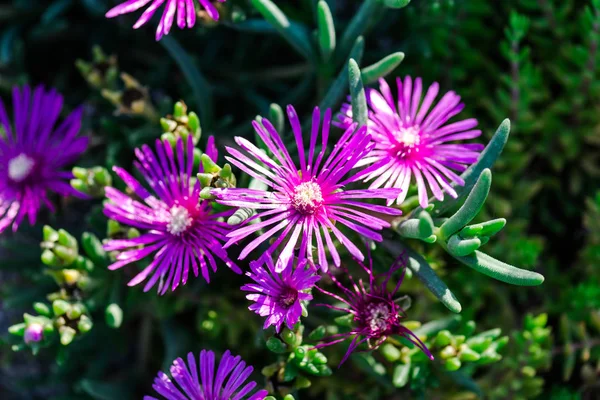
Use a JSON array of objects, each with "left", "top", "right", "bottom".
[{"left": 2, "top": 38, "right": 482, "bottom": 394}]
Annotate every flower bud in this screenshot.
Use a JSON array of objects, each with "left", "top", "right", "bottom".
[{"left": 24, "top": 323, "right": 44, "bottom": 344}]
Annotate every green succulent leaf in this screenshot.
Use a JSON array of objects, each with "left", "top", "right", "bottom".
[
  {"left": 348, "top": 58, "right": 368, "bottom": 126},
  {"left": 317, "top": 0, "right": 336, "bottom": 62},
  {"left": 361, "top": 52, "right": 405, "bottom": 84}
]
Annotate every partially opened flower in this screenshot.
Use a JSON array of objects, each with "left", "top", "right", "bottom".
[
  {"left": 106, "top": 0, "right": 227, "bottom": 41},
  {"left": 103, "top": 136, "right": 239, "bottom": 294},
  {"left": 336, "top": 76, "right": 483, "bottom": 208},
  {"left": 242, "top": 256, "right": 320, "bottom": 332},
  {"left": 314, "top": 253, "right": 433, "bottom": 365},
  {"left": 214, "top": 105, "right": 402, "bottom": 272},
  {"left": 145, "top": 349, "right": 268, "bottom": 400},
  {"left": 0, "top": 85, "right": 88, "bottom": 234}
]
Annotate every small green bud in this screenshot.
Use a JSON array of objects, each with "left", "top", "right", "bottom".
[
  {"left": 197, "top": 173, "right": 213, "bottom": 188},
  {"left": 200, "top": 187, "right": 214, "bottom": 200},
  {"left": 70, "top": 179, "right": 88, "bottom": 194},
  {"left": 458, "top": 346, "right": 481, "bottom": 362},
  {"left": 53, "top": 245, "right": 78, "bottom": 266},
  {"left": 127, "top": 228, "right": 141, "bottom": 239},
  {"left": 59, "top": 326, "right": 77, "bottom": 346},
  {"left": 444, "top": 357, "right": 462, "bottom": 371},
  {"left": 334, "top": 313, "right": 354, "bottom": 327},
  {"left": 41, "top": 249, "right": 60, "bottom": 267},
  {"left": 43, "top": 225, "right": 59, "bottom": 242},
  {"left": 105, "top": 304, "right": 123, "bottom": 328},
  {"left": 380, "top": 343, "right": 401, "bottom": 362},
  {"left": 161, "top": 117, "right": 178, "bottom": 132},
  {"left": 173, "top": 101, "right": 186, "bottom": 118},
  {"left": 266, "top": 337, "right": 287, "bottom": 354},
  {"left": 312, "top": 352, "right": 328, "bottom": 365},
  {"left": 52, "top": 300, "right": 71, "bottom": 317},
  {"left": 8, "top": 323, "right": 26, "bottom": 336},
  {"left": 77, "top": 315, "right": 93, "bottom": 333},
  {"left": 434, "top": 330, "right": 453, "bottom": 348},
  {"left": 261, "top": 363, "right": 279, "bottom": 378},
  {"left": 294, "top": 376, "right": 311, "bottom": 390},
  {"left": 521, "top": 365, "right": 536, "bottom": 378},
  {"left": 58, "top": 229, "right": 77, "bottom": 249},
  {"left": 67, "top": 303, "right": 86, "bottom": 320},
  {"left": 281, "top": 328, "right": 300, "bottom": 347},
  {"left": 107, "top": 220, "right": 121, "bottom": 237},
  {"left": 72, "top": 167, "right": 88, "bottom": 180},
  {"left": 440, "top": 345, "right": 457, "bottom": 359},
  {"left": 201, "top": 154, "right": 221, "bottom": 174},
  {"left": 308, "top": 325, "right": 327, "bottom": 341}
]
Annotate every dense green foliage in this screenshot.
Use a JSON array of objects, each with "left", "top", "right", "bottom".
[{"left": 1, "top": 0, "right": 599, "bottom": 399}]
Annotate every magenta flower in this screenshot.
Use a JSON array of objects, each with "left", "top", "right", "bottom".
[
  {"left": 103, "top": 136, "right": 240, "bottom": 294},
  {"left": 106, "top": 0, "right": 227, "bottom": 41},
  {"left": 314, "top": 253, "right": 432, "bottom": 365},
  {"left": 336, "top": 76, "right": 483, "bottom": 208},
  {"left": 241, "top": 256, "right": 320, "bottom": 332},
  {"left": 214, "top": 105, "right": 402, "bottom": 272},
  {"left": 145, "top": 349, "right": 268, "bottom": 400},
  {"left": 0, "top": 85, "right": 88, "bottom": 234}
]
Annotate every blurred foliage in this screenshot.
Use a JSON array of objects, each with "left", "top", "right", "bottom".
[{"left": 0, "top": 0, "right": 599, "bottom": 399}]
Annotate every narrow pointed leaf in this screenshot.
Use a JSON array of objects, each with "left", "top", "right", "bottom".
[
  {"left": 361, "top": 52, "right": 405, "bottom": 84},
  {"left": 440, "top": 169, "right": 492, "bottom": 239},
  {"left": 269, "top": 103, "right": 285, "bottom": 134},
  {"left": 349, "top": 58, "right": 368, "bottom": 126},
  {"left": 317, "top": 0, "right": 336, "bottom": 62},
  {"left": 454, "top": 250, "right": 544, "bottom": 286}
]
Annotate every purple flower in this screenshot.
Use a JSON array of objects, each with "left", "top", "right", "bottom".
[
  {"left": 314, "top": 253, "right": 432, "bottom": 365},
  {"left": 106, "top": 0, "right": 227, "bottom": 41},
  {"left": 103, "top": 136, "right": 240, "bottom": 294},
  {"left": 241, "top": 256, "right": 320, "bottom": 332},
  {"left": 336, "top": 76, "right": 483, "bottom": 208},
  {"left": 0, "top": 85, "right": 88, "bottom": 234},
  {"left": 214, "top": 105, "right": 402, "bottom": 272},
  {"left": 24, "top": 323, "right": 44, "bottom": 344},
  {"left": 144, "top": 349, "right": 268, "bottom": 400}
]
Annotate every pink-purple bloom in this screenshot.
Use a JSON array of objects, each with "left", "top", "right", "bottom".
[
  {"left": 314, "top": 253, "right": 432, "bottom": 365},
  {"left": 336, "top": 76, "right": 483, "bottom": 208},
  {"left": 24, "top": 323, "right": 44, "bottom": 344},
  {"left": 106, "top": 0, "right": 226, "bottom": 41},
  {"left": 214, "top": 105, "right": 402, "bottom": 272},
  {"left": 103, "top": 136, "right": 239, "bottom": 294},
  {"left": 0, "top": 85, "right": 88, "bottom": 234},
  {"left": 144, "top": 349, "right": 268, "bottom": 400},
  {"left": 241, "top": 256, "right": 320, "bottom": 332}
]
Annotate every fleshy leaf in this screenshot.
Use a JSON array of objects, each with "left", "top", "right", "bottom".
[
  {"left": 439, "top": 169, "right": 492, "bottom": 239},
  {"left": 361, "top": 52, "right": 405, "bottom": 84},
  {"left": 453, "top": 250, "right": 544, "bottom": 286},
  {"left": 317, "top": 0, "right": 336, "bottom": 62},
  {"left": 348, "top": 58, "right": 368, "bottom": 126}
]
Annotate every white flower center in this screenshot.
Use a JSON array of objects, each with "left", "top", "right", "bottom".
[
  {"left": 366, "top": 302, "right": 392, "bottom": 332},
  {"left": 396, "top": 126, "right": 421, "bottom": 147},
  {"left": 167, "top": 205, "right": 193, "bottom": 235},
  {"left": 8, "top": 153, "right": 35, "bottom": 182},
  {"left": 291, "top": 181, "right": 324, "bottom": 215}
]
